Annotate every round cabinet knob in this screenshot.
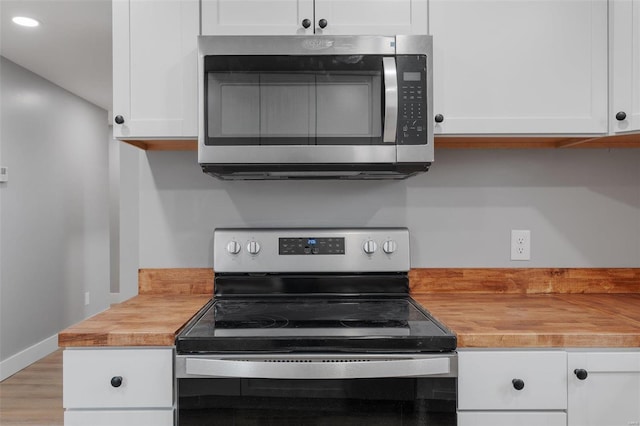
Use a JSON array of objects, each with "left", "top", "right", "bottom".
[
  {"left": 616, "top": 111, "right": 627, "bottom": 121},
  {"left": 382, "top": 240, "right": 397, "bottom": 254},
  {"left": 247, "top": 240, "right": 261, "bottom": 255},
  {"left": 226, "top": 241, "right": 241, "bottom": 255},
  {"left": 363, "top": 240, "right": 378, "bottom": 255},
  {"left": 434, "top": 114, "right": 444, "bottom": 123},
  {"left": 318, "top": 18, "right": 328, "bottom": 29},
  {"left": 574, "top": 369, "right": 588, "bottom": 380},
  {"left": 110, "top": 376, "right": 123, "bottom": 388},
  {"left": 302, "top": 18, "right": 311, "bottom": 29},
  {"left": 512, "top": 378, "right": 525, "bottom": 391},
  {"left": 114, "top": 115, "right": 125, "bottom": 125}
]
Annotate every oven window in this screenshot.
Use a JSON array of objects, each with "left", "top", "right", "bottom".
[
  {"left": 204, "top": 55, "right": 383, "bottom": 146},
  {"left": 178, "top": 377, "right": 456, "bottom": 425}
]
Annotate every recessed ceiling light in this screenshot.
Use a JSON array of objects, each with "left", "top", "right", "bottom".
[{"left": 12, "top": 16, "right": 40, "bottom": 27}]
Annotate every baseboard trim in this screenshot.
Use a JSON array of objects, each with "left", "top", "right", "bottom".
[
  {"left": 0, "top": 334, "right": 59, "bottom": 381},
  {"left": 109, "top": 292, "right": 121, "bottom": 305}
]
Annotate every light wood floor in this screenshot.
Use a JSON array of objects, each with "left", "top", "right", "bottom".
[{"left": 0, "top": 349, "right": 63, "bottom": 425}]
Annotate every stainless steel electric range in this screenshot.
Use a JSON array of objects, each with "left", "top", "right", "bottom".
[{"left": 176, "top": 228, "right": 457, "bottom": 425}]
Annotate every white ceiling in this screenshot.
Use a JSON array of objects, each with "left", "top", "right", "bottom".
[{"left": 1, "top": 0, "right": 112, "bottom": 111}]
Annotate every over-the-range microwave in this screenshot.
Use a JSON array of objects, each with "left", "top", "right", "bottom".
[{"left": 198, "top": 35, "right": 433, "bottom": 180}]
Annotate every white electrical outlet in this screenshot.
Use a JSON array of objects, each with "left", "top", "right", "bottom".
[
  {"left": 0, "top": 167, "right": 7, "bottom": 183},
  {"left": 84, "top": 292, "right": 90, "bottom": 306},
  {"left": 511, "top": 230, "right": 531, "bottom": 261}
]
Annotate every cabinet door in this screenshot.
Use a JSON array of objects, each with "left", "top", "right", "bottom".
[
  {"left": 201, "top": 0, "right": 315, "bottom": 35},
  {"left": 313, "top": 0, "right": 427, "bottom": 35},
  {"left": 568, "top": 352, "right": 640, "bottom": 426},
  {"left": 458, "top": 351, "right": 567, "bottom": 410},
  {"left": 113, "top": 0, "right": 199, "bottom": 139},
  {"left": 610, "top": 0, "right": 640, "bottom": 133},
  {"left": 63, "top": 349, "right": 173, "bottom": 409},
  {"left": 429, "top": 0, "right": 608, "bottom": 135}
]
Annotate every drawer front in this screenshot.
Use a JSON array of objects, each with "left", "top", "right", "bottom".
[
  {"left": 458, "top": 351, "right": 567, "bottom": 410},
  {"left": 458, "top": 411, "right": 567, "bottom": 426},
  {"left": 63, "top": 348, "right": 173, "bottom": 409},
  {"left": 64, "top": 409, "right": 174, "bottom": 426}
]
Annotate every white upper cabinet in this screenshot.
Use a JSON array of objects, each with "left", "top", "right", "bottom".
[
  {"left": 568, "top": 351, "right": 640, "bottom": 426},
  {"left": 201, "top": 0, "right": 315, "bottom": 35},
  {"left": 429, "top": 0, "right": 609, "bottom": 135},
  {"left": 313, "top": 0, "right": 427, "bottom": 35},
  {"left": 610, "top": 0, "right": 640, "bottom": 134},
  {"left": 201, "top": 0, "right": 428, "bottom": 36},
  {"left": 113, "top": 0, "right": 199, "bottom": 139}
]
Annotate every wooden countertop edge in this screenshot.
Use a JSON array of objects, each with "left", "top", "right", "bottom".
[
  {"left": 57, "top": 294, "right": 211, "bottom": 348},
  {"left": 455, "top": 333, "right": 640, "bottom": 349}
]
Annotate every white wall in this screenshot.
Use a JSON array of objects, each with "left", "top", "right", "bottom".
[
  {"left": 137, "top": 148, "right": 640, "bottom": 268},
  {"left": 0, "top": 57, "right": 110, "bottom": 376}
]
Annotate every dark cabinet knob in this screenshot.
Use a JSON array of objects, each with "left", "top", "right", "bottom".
[
  {"left": 574, "top": 369, "right": 588, "bottom": 380},
  {"left": 318, "top": 19, "right": 328, "bottom": 29},
  {"left": 512, "top": 378, "right": 525, "bottom": 391},
  {"left": 616, "top": 111, "right": 627, "bottom": 121},
  {"left": 110, "top": 376, "right": 123, "bottom": 388},
  {"left": 302, "top": 19, "right": 311, "bottom": 29},
  {"left": 434, "top": 114, "right": 444, "bottom": 123},
  {"left": 114, "top": 115, "right": 125, "bottom": 125}
]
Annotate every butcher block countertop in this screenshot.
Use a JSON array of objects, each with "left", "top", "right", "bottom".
[
  {"left": 411, "top": 268, "right": 640, "bottom": 348},
  {"left": 59, "top": 268, "right": 640, "bottom": 348},
  {"left": 58, "top": 269, "right": 213, "bottom": 347}
]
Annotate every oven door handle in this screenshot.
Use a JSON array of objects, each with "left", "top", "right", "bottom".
[
  {"left": 382, "top": 57, "right": 398, "bottom": 143},
  {"left": 185, "top": 357, "right": 450, "bottom": 379}
]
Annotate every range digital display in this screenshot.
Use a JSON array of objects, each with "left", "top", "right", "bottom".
[{"left": 279, "top": 237, "right": 345, "bottom": 255}]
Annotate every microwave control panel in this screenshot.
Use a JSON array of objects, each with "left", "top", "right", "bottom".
[{"left": 397, "top": 55, "right": 428, "bottom": 145}]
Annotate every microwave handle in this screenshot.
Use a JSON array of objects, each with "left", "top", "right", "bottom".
[
  {"left": 382, "top": 57, "right": 398, "bottom": 143},
  {"left": 185, "top": 357, "right": 450, "bottom": 379}
]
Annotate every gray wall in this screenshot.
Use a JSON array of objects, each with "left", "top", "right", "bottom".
[
  {"left": 138, "top": 148, "right": 640, "bottom": 268},
  {"left": 0, "top": 57, "right": 110, "bottom": 361}
]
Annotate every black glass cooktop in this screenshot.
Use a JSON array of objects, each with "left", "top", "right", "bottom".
[{"left": 176, "top": 297, "right": 456, "bottom": 354}]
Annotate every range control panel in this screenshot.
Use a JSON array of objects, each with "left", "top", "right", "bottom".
[
  {"left": 279, "top": 237, "right": 345, "bottom": 255},
  {"left": 214, "top": 228, "right": 410, "bottom": 273},
  {"left": 397, "top": 55, "right": 428, "bottom": 145}
]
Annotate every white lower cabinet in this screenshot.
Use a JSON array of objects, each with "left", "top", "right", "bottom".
[
  {"left": 568, "top": 351, "right": 640, "bottom": 426},
  {"left": 63, "top": 348, "right": 174, "bottom": 425},
  {"left": 457, "top": 350, "right": 567, "bottom": 426}
]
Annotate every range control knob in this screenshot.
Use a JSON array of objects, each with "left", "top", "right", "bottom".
[
  {"left": 363, "top": 240, "right": 378, "bottom": 255},
  {"left": 247, "top": 240, "right": 261, "bottom": 255},
  {"left": 382, "top": 240, "right": 397, "bottom": 254},
  {"left": 226, "top": 241, "right": 241, "bottom": 255}
]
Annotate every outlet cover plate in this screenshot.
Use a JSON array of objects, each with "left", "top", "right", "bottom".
[{"left": 511, "top": 229, "right": 531, "bottom": 261}]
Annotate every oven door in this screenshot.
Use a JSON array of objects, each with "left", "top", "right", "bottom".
[{"left": 176, "top": 353, "right": 457, "bottom": 425}]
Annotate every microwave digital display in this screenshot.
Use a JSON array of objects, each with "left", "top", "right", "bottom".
[{"left": 403, "top": 72, "right": 421, "bottom": 81}]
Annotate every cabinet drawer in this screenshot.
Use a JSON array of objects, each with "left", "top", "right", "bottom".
[
  {"left": 63, "top": 348, "right": 173, "bottom": 409},
  {"left": 458, "top": 351, "right": 567, "bottom": 410},
  {"left": 458, "top": 411, "right": 567, "bottom": 426},
  {"left": 64, "top": 409, "right": 174, "bottom": 426}
]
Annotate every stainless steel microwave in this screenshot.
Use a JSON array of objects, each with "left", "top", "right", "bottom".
[{"left": 198, "top": 35, "right": 433, "bottom": 180}]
